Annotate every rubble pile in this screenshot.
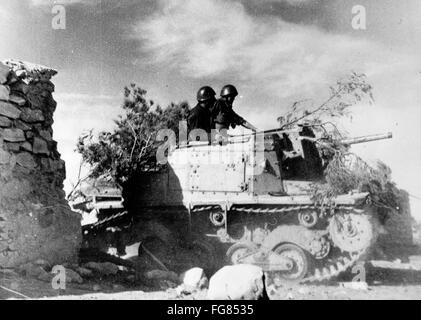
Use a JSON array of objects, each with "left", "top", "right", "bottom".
[{"left": 0, "top": 60, "right": 81, "bottom": 268}]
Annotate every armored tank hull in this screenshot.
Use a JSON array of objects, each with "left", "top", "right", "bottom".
[{"left": 91, "top": 127, "right": 391, "bottom": 285}]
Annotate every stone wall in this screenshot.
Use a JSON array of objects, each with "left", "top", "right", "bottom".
[{"left": 0, "top": 60, "right": 81, "bottom": 268}]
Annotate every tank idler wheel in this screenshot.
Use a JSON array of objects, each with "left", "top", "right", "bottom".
[
  {"left": 269, "top": 243, "right": 309, "bottom": 283},
  {"left": 226, "top": 242, "right": 258, "bottom": 265}
]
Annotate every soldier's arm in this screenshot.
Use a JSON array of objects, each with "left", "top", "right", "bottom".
[
  {"left": 187, "top": 110, "right": 198, "bottom": 131},
  {"left": 241, "top": 120, "right": 258, "bottom": 132},
  {"left": 231, "top": 110, "right": 257, "bottom": 131}
]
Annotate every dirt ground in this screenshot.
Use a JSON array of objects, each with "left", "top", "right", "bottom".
[{"left": 2, "top": 256, "right": 421, "bottom": 300}]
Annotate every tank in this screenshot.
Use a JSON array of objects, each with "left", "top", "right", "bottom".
[{"left": 83, "top": 125, "right": 393, "bottom": 284}]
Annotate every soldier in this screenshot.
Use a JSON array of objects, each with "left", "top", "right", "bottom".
[
  {"left": 212, "top": 84, "right": 257, "bottom": 132},
  {"left": 188, "top": 86, "right": 216, "bottom": 141}
]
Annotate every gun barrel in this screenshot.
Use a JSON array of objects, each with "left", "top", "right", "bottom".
[{"left": 340, "top": 132, "right": 393, "bottom": 145}]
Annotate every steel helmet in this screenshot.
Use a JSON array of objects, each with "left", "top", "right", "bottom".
[
  {"left": 197, "top": 86, "right": 216, "bottom": 102},
  {"left": 220, "top": 84, "right": 238, "bottom": 97}
]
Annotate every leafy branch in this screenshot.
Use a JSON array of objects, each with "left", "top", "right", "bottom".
[{"left": 278, "top": 72, "right": 374, "bottom": 133}]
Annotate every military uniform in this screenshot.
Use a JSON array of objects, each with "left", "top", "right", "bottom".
[
  {"left": 211, "top": 98, "right": 245, "bottom": 130},
  {"left": 187, "top": 86, "right": 217, "bottom": 139},
  {"left": 188, "top": 103, "right": 212, "bottom": 133}
]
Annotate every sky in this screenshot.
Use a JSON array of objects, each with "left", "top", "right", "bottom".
[{"left": 1, "top": 0, "right": 421, "bottom": 219}]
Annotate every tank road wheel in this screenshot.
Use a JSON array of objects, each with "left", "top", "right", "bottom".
[
  {"left": 270, "top": 243, "right": 309, "bottom": 283},
  {"left": 226, "top": 242, "right": 258, "bottom": 265},
  {"left": 329, "top": 213, "right": 374, "bottom": 253},
  {"left": 298, "top": 211, "right": 318, "bottom": 228}
]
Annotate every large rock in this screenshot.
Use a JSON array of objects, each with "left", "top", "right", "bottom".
[
  {"left": 18, "top": 262, "right": 49, "bottom": 279},
  {"left": 207, "top": 265, "right": 267, "bottom": 300},
  {"left": 0, "top": 101, "right": 21, "bottom": 119},
  {"left": 83, "top": 262, "right": 120, "bottom": 276},
  {"left": 75, "top": 266, "right": 93, "bottom": 278},
  {"left": 64, "top": 267, "right": 83, "bottom": 284},
  {"left": 180, "top": 267, "right": 208, "bottom": 290}
]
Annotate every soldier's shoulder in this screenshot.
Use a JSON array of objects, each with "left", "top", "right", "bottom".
[
  {"left": 189, "top": 104, "right": 201, "bottom": 114},
  {"left": 213, "top": 99, "right": 226, "bottom": 110},
  {"left": 215, "top": 98, "right": 225, "bottom": 105}
]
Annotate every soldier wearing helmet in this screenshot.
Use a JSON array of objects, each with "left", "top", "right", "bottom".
[
  {"left": 188, "top": 86, "right": 216, "bottom": 139},
  {"left": 212, "top": 84, "right": 257, "bottom": 132}
]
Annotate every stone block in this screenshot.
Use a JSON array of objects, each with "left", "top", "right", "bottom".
[
  {"left": 5, "top": 142, "right": 20, "bottom": 152},
  {"left": 20, "top": 108, "right": 44, "bottom": 123},
  {"left": 39, "top": 130, "right": 52, "bottom": 141},
  {"left": 15, "top": 120, "right": 32, "bottom": 131},
  {"left": 0, "top": 62, "right": 9, "bottom": 84},
  {"left": 0, "top": 116, "right": 11, "bottom": 127},
  {"left": 8, "top": 94, "right": 26, "bottom": 106},
  {"left": 2, "top": 128, "right": 25, "bottom": 142},
  {"left": 20, "top": 141, "right": 32, "bottom": 152},
  {"left": 0, "top": 85, "right": 10, "bottom": 100},
  {"left": 16, "top": 152, "right": 36, "bottom": 169},
  {"left": 0, "top": 101, "right": 21, "bottom": 119},
  {"left": 10, "top": 80, "right": 29, "bottom": 95},
  {"left": 0, "top": 149, "right": 11, "bottom": 164},
  {"left": 33, "top": 137, "right": 49, "bottom": 154},
  {"left": 25, "top": 131, "right": 34, "bottom": 139}
]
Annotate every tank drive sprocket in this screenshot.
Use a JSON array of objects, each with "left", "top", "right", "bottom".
[{"left": 328, "top": 212, "right": 374, "bottom": 253}]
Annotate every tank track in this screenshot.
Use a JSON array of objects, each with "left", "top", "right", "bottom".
[
  {"left": 193, "top": 204, "right": 374, "bottom": 284},
  {"left": 234, "top": 205, "right": 367, "bottom": 284},
  {"left": 84, "top": 204, "right": 374, "bottom": 285}
]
